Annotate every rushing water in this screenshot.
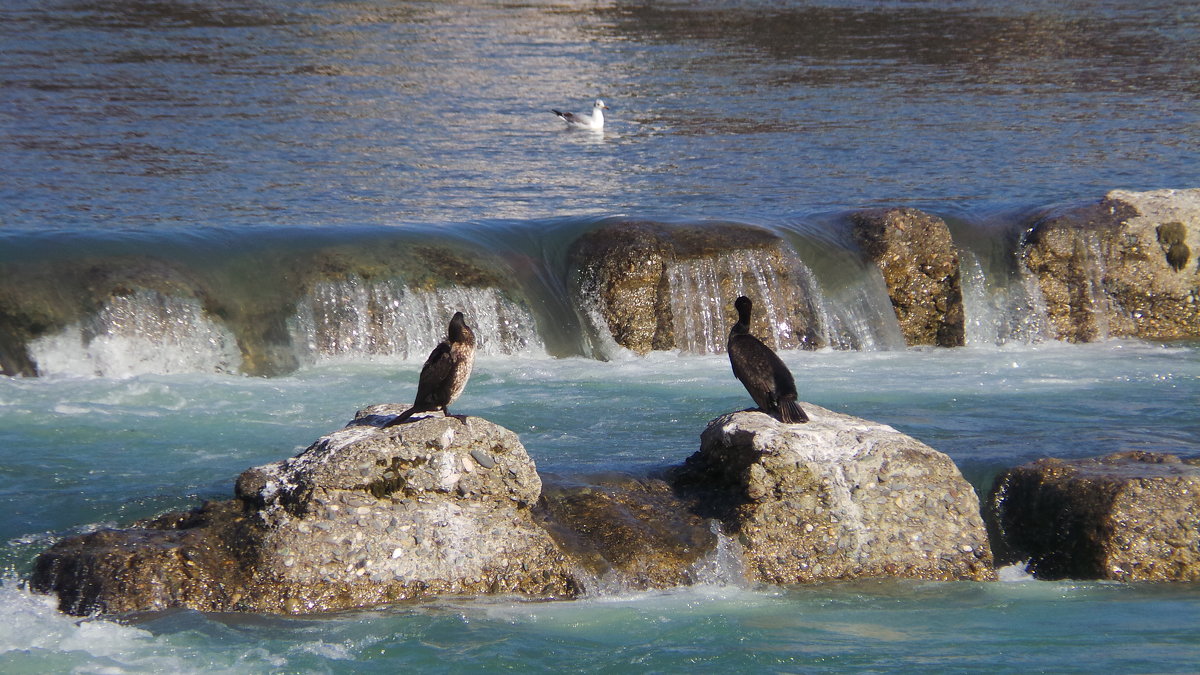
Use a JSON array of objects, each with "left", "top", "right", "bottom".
[
  {"left": 3, "top": 0, "right": 1200, "bottom": 671},
  {"left": 2, "top": 347, "right": 1200, "bottom": 671}
]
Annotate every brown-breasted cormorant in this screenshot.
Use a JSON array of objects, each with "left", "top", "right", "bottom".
[
  {"left": 727, "top": 296, "right": 808, "bottom": 423},
  {"left": 383, "top": 311, "right": 476, "bottom": 427}
]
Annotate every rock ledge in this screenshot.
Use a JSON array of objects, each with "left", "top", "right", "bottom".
[{"left": 672, "top": 407, "right": 995, "bottom": 583}]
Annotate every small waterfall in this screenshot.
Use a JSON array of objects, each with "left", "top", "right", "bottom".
[
  {"left": 1, "top": 211, "right": 1123, "bottom": 377},
  {"left": 27, "top": 290, "right": 242, "bottom": 377},
  {"left": 808, "top": 272, "right": 907, "bottom": 351},
  {"left": 1077, "top": 232, "right": 1117, "bottom": 340},
  {"left": 664, "top": 248, "right": 820, "bottom": 354},
  {"left": 686, "top": 520, "right": 747, "bottom": 586},
  {"left": 289, "top": 276, "right": 544, "bottom": 363},
  {"left": 960, "top": 251, "right": 1054, "bottom": 346}
]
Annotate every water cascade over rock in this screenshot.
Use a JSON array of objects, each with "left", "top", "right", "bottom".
[
  {"left": 291, "top": 277, "right": 541, "bottom": 362},
  {"left": 3, "top": 189, "right": 1200, "bottom": 377},
  {"left": 0, "top": 236, "right": 539, "bottom": 377},
  {"left": 851, "top": 208, "right": 966, "bottom": 347},
  {"left": 1021, "top": 188, "right": 1200, "bottom": 342},
  {"left": 987, "top": 451, "right": 1200, "bottom": 581},
  {"left": 569, "top": 219, "right": 823, "bottom": 356}
]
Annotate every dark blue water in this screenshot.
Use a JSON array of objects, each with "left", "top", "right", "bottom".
[
  {"left": 3, "top": 0, "right": 1196, "bottom": 230},
  {"left": 3, "top": 1, "right": 1200, "bottom": 671}
]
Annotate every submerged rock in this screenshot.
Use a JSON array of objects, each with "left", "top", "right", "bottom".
[
  {"left": 32, "top": 411, "right": 579, "bottom": 615},
  {"left": 569, "top": 219, "right": 823, "bottom": 355},
  {"left": 851, "top": 208, "right": 966, "bottom": 347},
  {"left": 987, "top": 451, "right": 1200, "bottom": 581},
  {"left": 0, "top": 237, "right": 530, "bottom": 377},
  {"left": 671, "top": 408, "right": 995, "bottom": 583},
  {"left": 537, "top": 472, "right": 719, "bottom": 592},
  {"left": 1021, "top": 188, "right": 1200, "bottom": 342}
]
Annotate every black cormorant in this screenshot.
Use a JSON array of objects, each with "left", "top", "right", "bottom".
[
  {"left": 726, "top": 296, "right": 808, "bottom": 423},
  {"left": 383, "top": 311, "right": 476, "bottom": 427}
]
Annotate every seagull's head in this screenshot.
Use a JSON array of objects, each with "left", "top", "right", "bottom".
[{"left": 594, "top": 99, "right": 608, "bottom": 110}]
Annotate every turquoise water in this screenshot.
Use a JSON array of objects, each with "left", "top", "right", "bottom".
[
  {"left": 3, "top": 345, "right": 1200, "bottom": 671},
  {"left": 5, "top": 575, "right": 1200, "bottom": 672},
  {"left": 3, "top": 0, "right": 1200, "bottom": 670}
]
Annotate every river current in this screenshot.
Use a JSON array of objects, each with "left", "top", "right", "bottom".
[{"left": 2, "top": 0, "right": 1199, "bottom": 672}]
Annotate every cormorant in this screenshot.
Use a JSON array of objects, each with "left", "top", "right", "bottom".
[
  {"left": 383, "top": 311, "right": 476, "bottom": 427},
  {"left": 726, "top": 296, "right": 808, "bottom": 423}
]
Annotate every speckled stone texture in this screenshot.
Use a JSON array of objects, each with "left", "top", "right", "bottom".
[
  {"left": 672, "top": 408, "right": 995, "bottom": 583},
  {"left": 1021, "top": 188, "right": 1200, "bottom": 342},
  {"left": 34, "top": 405, "right": 1006, "bottom": 617},
  {"left": 32, "top": 411, "right": 579, "bottom": 616},
  {"left": 850, "top": 207, "right": 966, "bottom": 347},
  {"left": 987, "top": 451, "right": 1200, "bottom": 581},
  {"left": 568, "top": 219, "right": 823, "bottom": 354}
]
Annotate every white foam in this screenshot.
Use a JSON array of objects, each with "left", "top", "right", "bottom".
[
  {"left": 997, "top": 562, "right": 1035, "bottom": 583},
  {"left": 290, "top": 278, "right": 543, "bottom": 363},
  {"left": 0, "top": 581, "right": 168, "bottom": 665},
  {"left": 687, "top": 520, "right": 748, "bottom": 587},
  {"left": 28, "top": 291, "right": 242, "bottom": 378},
  {"left": 959, "top": 250, "right": 1054, "bottom": 346}
]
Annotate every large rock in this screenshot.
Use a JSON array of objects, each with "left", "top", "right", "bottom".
[
  {"left": 32, "top": 411, "right": 579, "bottom": 615},
  {"left": 671, "top": 408, "right": 995, "bottom": 583},
  {"left": 32, "top": 406, "right": 1001, "bottom": 616},
  {"left": 569, "top": 219, "right": 823, "bottom": 355},
  {"left": 987, "top": 451, "right": 1200, "bottom": 581},
  {"left": 850, "top": 208, "right": 966, "bottom": 347},
  {"left": 1021, "top": 188, "right": 1200, "bottom": 342}
]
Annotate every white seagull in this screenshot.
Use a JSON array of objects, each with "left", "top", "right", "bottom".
[{"left": 553, "top": 99, "right": 608, "bottom": 130}]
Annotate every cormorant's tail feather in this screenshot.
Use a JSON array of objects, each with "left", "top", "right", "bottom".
[
  {"left": 381, "top": 406, "right": 418, "bottom": 428},
  {"left": 779, "top": 398, "right": 809, "bottom": 424}
]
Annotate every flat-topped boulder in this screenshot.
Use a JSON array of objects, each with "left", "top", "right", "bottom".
[
  {"left": 32, "top": 406, "right": 1000, "bottom": 616},
  {"left": 670, "top": 408, "right": 996, "bottom": 583},
  {"left": 987, "top": 451, "right": 1200, "bottom": 581},
  {"left": 569, "top": 219, "right": 823, "bottom": 355},
  {"left": 1021, "top": 188, "right": 1200, "bottom": 342},
  {"left": 32, "top": 411, "right": 578, "bottom": 616},
  {"left": 850, "top": 207, "right": 965, "bottom": 347}
]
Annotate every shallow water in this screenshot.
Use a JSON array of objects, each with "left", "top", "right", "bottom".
[
  {"left": 3, "top": 0, "right": 1200, "bottom": 670},
  {"left": 3, "top": 345, "right": 1200, "bottom": 671},
  {"left": 4, "top": 574, "right": 1200, "bottom": 673}
]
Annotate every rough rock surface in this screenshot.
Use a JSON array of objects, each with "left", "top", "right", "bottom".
[
  {"left": 671, "top": 408, "right": 995, "bottom": 583},
  {"left": 537, "top": 472, "right": 720, "bottom": 592},
  {"left": 987, "top": 451, "right": 1200, "bottom": 581},
  {"left": 33, "top": 406, "right": 1005, "bottom": 616},
  {"left": 32, "top": 410, "right": 579, "bottom": 615},
  {"left": 1021, "top": 188, "right": 1200, "bottom": 342},
  {"left": 569, "top": 219, "right": 822, "bottom": 355},
  {"left": 850, "top": 208, "right": 966, "bottom": 347}
]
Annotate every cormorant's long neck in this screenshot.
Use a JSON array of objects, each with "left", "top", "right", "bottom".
[
  {"left": 448, "top": 315, "right": 475, "bottom": 346},
  {"left": 732, "top": 303, "right": 752, "bottom": 335}
]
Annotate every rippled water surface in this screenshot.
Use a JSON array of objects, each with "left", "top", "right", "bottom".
[
  {"left": 3, "top": 0, "right": 1197, "bottom": 228},
  {"left": 2, "top": 0, "right": 1199, "bottom": 671},
  {"left": 3, "top": 345, "right": 1200, "bottom": 672}
]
